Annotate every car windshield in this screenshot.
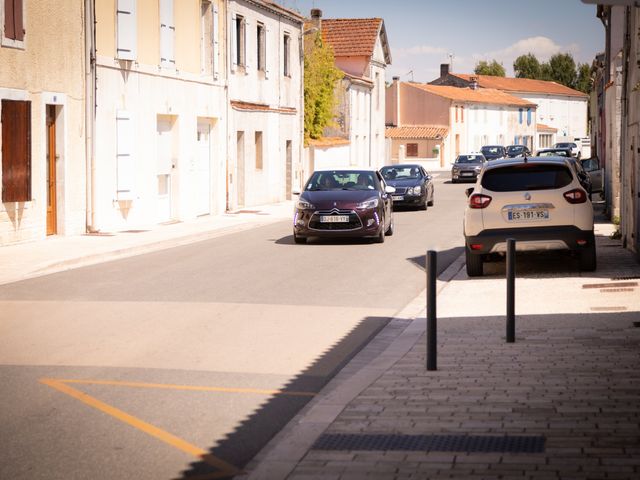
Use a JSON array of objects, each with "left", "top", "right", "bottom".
[
  {"left": 481, "top": 164, "right": 573, "bottom": 192},
  {"left": 456, "top": 155, "right": 484, "bottom": 164},
  {"left": 305, "top": 171, "right": 377, "bottom": 191},
  {"left": 556, "top": 143, "right": 576, "bottom": 149},
  {"left": 507, "top": 146, "right": 525, "bottom": 154},
  {"left": 481, "top": 147, "right": 502, "bottom": 155},
  {"left": 381, "top": 166, "right": 422, "bottom": 180},
  {"left": 539, "top": 150, "right": 569, "bottom": 157}
]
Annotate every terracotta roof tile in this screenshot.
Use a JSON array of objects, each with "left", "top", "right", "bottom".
[
  {"left": 321, "top": 18, "right": 382, "bottom": 58},
  {"left": 537, "top": 122, "right": 558, "bottom": 132},
  {"left": 385, "top": 125, "right": 449, "bottom": 139},
  {"left": 452, "top": 74, "right": 588, "bottom": 98},
  {"left": 409, "top": 83, "right": 537, "bottom": 108}
]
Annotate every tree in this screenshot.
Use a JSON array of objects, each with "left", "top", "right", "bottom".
[
  {"left": 548, "top": 53, "right": 577, "bottom": 88},
  {"left": 304, "top": 32, "right": 342, "bottom": 142},
  {"left": 474, "top": 60, "right": 506, "bottom": 77},
  {"left": 575, "top": 62, "right": 592, "bottom": 94},
  {"left": 513, "top": 53, "right": 541, "bottom": 79}
]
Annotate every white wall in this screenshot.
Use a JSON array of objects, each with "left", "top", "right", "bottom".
[{"left": 517, "top": 93, "right": 588, "bottom": 141}]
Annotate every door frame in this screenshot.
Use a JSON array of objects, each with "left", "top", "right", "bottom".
[{"left": 46, "top": 105, "right": 57, "bottom": 235}]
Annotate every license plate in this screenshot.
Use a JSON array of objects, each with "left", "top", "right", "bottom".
[
  {"left": 392, "top": 195, "right": 404, "bottom": 201},
  {"left": 460, "top": 172, "right": 473, "bottom": 176},
  {"left": 508, "top": 209, "right": 549, "bottom": 221},
  {"left": 320, "top": 215, "right": 349, "bottom": 223}
]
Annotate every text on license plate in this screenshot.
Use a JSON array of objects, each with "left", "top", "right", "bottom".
[
  {"left": 320, "top": 215, "right": 349, "bottom": 223},
  {"left": 392, "top": 195, "right": 404, "bottom": 201},
  {"left": 508, "top": 209, "right": 549, "bottom": 221}
]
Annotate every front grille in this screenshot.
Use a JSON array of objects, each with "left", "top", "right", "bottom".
[
  {"left": 393, "top": 187, "right": 408, "bottom": 194},
  {"left": 309, "top": 209, "right": 362, "bottom": 231}
]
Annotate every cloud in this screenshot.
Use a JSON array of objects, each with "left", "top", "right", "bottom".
[{"left": 394, "top": 44, "right": 448, "bottom": 58}]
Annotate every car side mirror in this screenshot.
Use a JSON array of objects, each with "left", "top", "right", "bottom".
[
  {"left": 465, "top": 187, "right": 474, "bottom": 198},
  {"left": 385, "top": 185, "right": 396, "bottom": 194},
  {"left": 292, "top": 189, "right": 301, "bottom": 196}
]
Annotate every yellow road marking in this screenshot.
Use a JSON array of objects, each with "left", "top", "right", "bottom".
[
  {"left": 40, "top": 378, "right": 240, "bottom": 477},
  {"left": 55, "top": 378, "right": 316, "bottom": 397}
]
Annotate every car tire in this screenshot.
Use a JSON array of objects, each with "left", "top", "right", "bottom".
[
  {"left": 419, "top": 201, "right": 427, "bottom": 211},
  {"left": 465, "top": 246, "right": 483, "bottom": 277},
  {"left": 385, "top": 215, "right": 394, "bottom": 236},
  {"left": 579, "top": 238, "right": 596, "bottom": 272},
  {"left": 293, "top": 232, "right": 307, "bottom": 244},
  {"left": 375, "top": 227, "right": 385, "bottom": 243},
  {"left": 451, "top": 178, "right": 457, "bottom": 184},
  {"left": 427, "top": 192, "right": 434, "bottom": 207}
]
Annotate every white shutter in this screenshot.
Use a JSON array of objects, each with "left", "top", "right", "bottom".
[
  {"left": 244, "top": 18, "right": 250, "bottom": 70},
  {"left": 160, "top": 0, "right": 175, "bottom": 68},
  {"left": 213, "top": 3, "right": 220, "bottom": 79},
  {"left": 117, "top": 0, "right": 137, "bottom": 60},
  {"left": 264, "top": 26, "right": 269, "bottom": 79},
  {"left": 116, "top": 111, "right": 135, "bottom": 199},
  {"left": 230, "top": 12, "right": 237, "bottom": 72}
]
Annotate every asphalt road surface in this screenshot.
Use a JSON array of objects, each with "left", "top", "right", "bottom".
[{"left": 0, "top": 175, "right": 469, "bottom": 479}]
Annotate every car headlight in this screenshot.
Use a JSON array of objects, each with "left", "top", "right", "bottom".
[
  {"left": 408, "top": 185, "right": 422, "bottom": 195},
  {"left": 296, "top": 199, "right": 315, "bottom": 210},
  {"left": 452, "top": 167, "right": 459, "bottom": 173},
  {"left": 356, "top": 197, "right": 379, "bottom": 209},
  {"left": 474, "top": 166, "right": 482, "bottom": 172}
]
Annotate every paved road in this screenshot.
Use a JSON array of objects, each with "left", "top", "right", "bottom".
[{"left": 0, "top": 175, "right": 468, "bottom": 479}]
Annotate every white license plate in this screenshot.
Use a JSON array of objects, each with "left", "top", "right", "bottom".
[
  {"left": 460, "top": 172, "right": 473, "bottom": 176},
  {"left": 392, "top": 195, "right": 404, "bottom": 201},
  {"left": 508, "top": 209, "right": 549, "bottom": 221},
  {"left": 320, "top": 215, "right": 349, "bottom": 223}
]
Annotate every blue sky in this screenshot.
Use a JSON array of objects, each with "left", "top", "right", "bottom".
[{"left": 280, "top": 0, "right": 604, "bottom": 82}]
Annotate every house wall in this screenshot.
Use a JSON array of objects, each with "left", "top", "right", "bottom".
[
  {"left": 399, "top": 85, "right": 450, "bottom": 126},
  {"left": 348, "top": 84, "right": 372, "bottom": 167},
  {"left": 335, "top": 56, "right": 368, "bottom": 78},
  {"left": 310, "top": 144, "right": 351, "bottom": 170},
  {"left": 389, "top": 139, "right": 441, "bottom": 163},
  {"left": 370, "top": 43, "right": 387, "bottom": 168},
  {"left": 515, "top": 93, "right": 588, "bottom": 143},
  {"left": 94, "top": 0, "right": 228, "bottom": 230},
  {"left": 0, "top": 0, "right": 86, "bottom": 245}
]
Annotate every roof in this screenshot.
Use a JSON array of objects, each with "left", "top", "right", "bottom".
[
  {"left": 485, "top": 156, "right": 572, "bottom": 170},
  {"left": 261, "top": 1, "right": 305, "bottom": 22},
  {"left": 230, "top": 100, "right": 297, "bottom": 114},
  {"left": 321, "top": 18, "right": 391, "bottom": 64},
  {"left": 385, "top": 125, "right": 449, "bottom": 139},
  {"left": 451, "top": 74, "right": 588, "bottom": 98},
  {"left": 537, "top": 122, "right": 558, "bottom": 132},
  {"left": 408, "top": 83, "right": 537, "bottom": 108}
]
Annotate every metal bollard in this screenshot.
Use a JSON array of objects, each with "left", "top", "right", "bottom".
[
  {"left": 426, "top": 250, "right": 437, "bottom": 370},
  {"left": 506, "top": 238, "right": 516, "bottom": 343}
]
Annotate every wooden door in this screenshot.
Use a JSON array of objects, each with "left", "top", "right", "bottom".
[{"left": 46, "top": 105, "right": 57, "bottom": 235}]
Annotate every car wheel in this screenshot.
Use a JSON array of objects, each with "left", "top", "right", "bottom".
[
  {"left": 375, "top": 227, "right": 385, "bottom": 243},
  {"left": 419, "top": 200, "right": 427, "bottom": 210},
  {"left": 385, "top": 215, "right": 394, "bottom": 236},
  {"left": 293, "top": 232, "right": 307, "bottom": 244},
  {"left": 427, "top": 192, "right": 434, "bottom": 207},
  {"left": 579, "top": 238, "right": 596, "bottom": 272},
  {"left": 451, "top": 178, "right": 457, "bottom": 184},
  {"left": 465, "top": 246, "right": 483, "bottom": 277}
]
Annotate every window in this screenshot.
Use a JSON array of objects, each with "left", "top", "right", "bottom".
[
  {"left": 283, "top": 33, "right": 291, "bottom": 76},
  {"left": 455, "top": 106, "right": 458, "bottom": 122},
  {"left": 527, "top": 108, "right": 532, "bottom": 126},
  {"left": 519, "top": 108, "right": 523, "bottom": 124},
  {"left": 2, "top": 0, "right": 25, "bottom": 46},
  {"left": 200, "top": 1, "right": 213, "bottom": 75},
  {"left": 481, "top": 165, "right": 573, "bottom": 192},
  {"left": 117, "top": 0, "right": 137, "bottom": 60},
  {"left": 160, "top": 0, "right": 175, "bottom": 68},
  {"left": 406, "top": 143, "right": 418, "bottom": 157},
  {"left": 257, "top": 23, "right": 265, "bottom": 72},
  {"left": 375, "top": 72, "right": 380, "bottom": 109},
  {"left": 255, "top": 131, "right": 263, "bottom": 169},
  {"left": 231, "top": 13, "right": 246, "bottom": 69},
  {"left": 1, "top": 99, "right": 31, "bottom": 202}
]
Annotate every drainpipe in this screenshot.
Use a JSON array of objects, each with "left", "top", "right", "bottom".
[
  {"left": 84, "top": 0, "right": 97, "bottom": 232},
  {"left": 369, "top": 76, "right": 373, "bottom": 167}
]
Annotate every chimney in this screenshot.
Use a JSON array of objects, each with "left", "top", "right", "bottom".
[
  {"left": 311, "top": 8, "right": 322, "bottom": 30},
  {"left": 470, "top": 76, "right": 479, "bottom": 90},
  {"left": 440, "top": 63, "right": 450, "bottom": 78}
]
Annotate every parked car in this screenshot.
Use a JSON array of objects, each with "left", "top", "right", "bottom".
[
  {"left": 463, "top": 156, "right": 596, "bottom": 276},
  {"left": 580, "top": 156, "right": 604, "bottom": 195},
  {"left": 554, "top": 142, "right": 581, "bottom": 158},
  {"left": 480, "top": 145, "right": 506, "bottom": 161},
  {"left": 380, "top": 164, "right": 435, "bottom": 210},
  {"left": 451, "top": 153, "right": 487, "bottom": 183},
  {"left": 505, "top": 145, "right": 532, "bottom": 158},
  {"left": 536, "top": 148, "right": 573, "bottom": 158},
  {"left": 292, "top": 168, "right": 395, "bottom": 244}
]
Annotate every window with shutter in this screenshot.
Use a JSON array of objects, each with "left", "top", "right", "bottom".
[
  {"left": 116, "top": 111, "right": 135, "bottom": 199},
  {"left": 160, "top": 0, "right": 175, "bottom": 69},
  {"left": 2, "top": 0, "right": 25, "bottom": 45},
  {"left": 117, "top": 0, "right": 137, "bottom": 60},
  {"left": 257, "top": 23, "right": 265, "bottom": 72},
  {"left": 406, "top": 143, "right": 418, "bottom": 157},
  {"left": 283, "top": 33, "right": 290, "bottom": 77},
  {"left": 200, "top": 1, "right": 213, "bottom": 76},
  {"left": 1, "top": 99, "right": 31, "bottom": 202},
  {"left": 213, "top": 3, "right": 219, "bottom": 79}
]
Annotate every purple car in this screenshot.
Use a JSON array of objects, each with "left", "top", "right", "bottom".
[{"left": 293, "top": 169, "right": 395, "bottom": 244}]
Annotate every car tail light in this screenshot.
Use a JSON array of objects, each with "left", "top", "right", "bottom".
[
  {"left": 469, "top": 194, "right": 492, "bottom": 209},
  {"left": 563, "top": 188, "right": 587, "bottom": 204},
  {"left": 470, "top": 243, "right": 484, "bottom": 250}
]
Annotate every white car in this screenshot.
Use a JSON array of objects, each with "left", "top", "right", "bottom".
[
  {"left": 463, "top": 156, "right": 596, "bottom": 276},
  {"left": 554, "top": 142, "right": 581, "bottom": 159}
]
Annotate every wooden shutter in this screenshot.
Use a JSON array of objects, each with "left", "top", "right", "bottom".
[
  {"left": 160, "top": 0, "right": 175, "bottom": 68},
  {"left": 2, "top": 100, "right": 31, "bottom": 202},
  {"left": 213, "top": 3, "right": 219, "bottom": 79},
  {"left": 116, "top": 110, "right": 135, "bottom": 199},
  {"left": 406, "top": 143, "right": 418, "bottom": 157},
  {"left": 117, "top": 0, "right": 137, "bottom": 60},
  {"left": 243, "top": 18, "right": 249, "bottom": 69},
  {"left": 3, "top": 0, "right": 24, "bottom": 41}
]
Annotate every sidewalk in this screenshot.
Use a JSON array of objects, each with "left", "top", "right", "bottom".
[
  {"left": 241, "top": 212, "right": 640, "bottom": 479},
  {"left": 0, "top": 201, "right": 294, "bottom": 286}
]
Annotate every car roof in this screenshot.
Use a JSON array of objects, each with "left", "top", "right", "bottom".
[
  {"left": 481, "top": 145, "right": 504, "bottom": 148},
  {"left": 381, "top": 164, "right": 423, "bottom": 169},
  {"left": 313, "top": 167, "right": 380, "bottom": 173},
  {"left": 485, "top": 156, "right": 572, "bottom": 170},
  {"left": 537, "top": 148, "right": 572, "bottom": 152},
  {"left": 457, "top": 152, "right": 484, "bottom": 156}
]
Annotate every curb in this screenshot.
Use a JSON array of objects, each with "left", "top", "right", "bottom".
[{"left": 239, "top": 251, "right": 466, "bottom": 480}]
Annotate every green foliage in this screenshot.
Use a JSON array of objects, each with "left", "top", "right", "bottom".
[
  {"left": 575, "top": 63, "right": 593, "bottom": 94},
  {"left": 548, "top": 53, "right": 577, "bottom": 88},
  {"left": 304, "top": 32, "right": 342, "bottom": 143},
  {"left": 474, "top": 60, "right": 506, "bottom": 77},
  {"left": 513, "top": 53, "right": 540, "bottom": 79}
]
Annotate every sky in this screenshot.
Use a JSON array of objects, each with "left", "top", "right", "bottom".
[{"left": 278, "top": 0, "right": 605, "bottom": 83}]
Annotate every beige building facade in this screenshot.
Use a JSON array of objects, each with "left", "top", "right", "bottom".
[{"left": 0, "top": 0, "right": 87, "bottom": 245}]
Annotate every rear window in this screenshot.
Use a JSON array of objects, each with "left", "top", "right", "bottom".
[{"left": 481, "top": 164, "right": 574, "bottom": 192}]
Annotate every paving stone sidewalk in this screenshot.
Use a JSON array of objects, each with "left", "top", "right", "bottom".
[{"left": 242, "top": 215, "right": 640, "bottom": 479}]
